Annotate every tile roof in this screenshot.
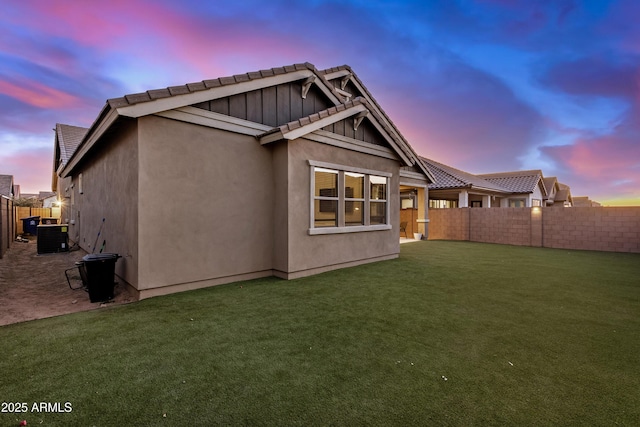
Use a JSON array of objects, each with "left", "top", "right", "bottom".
[
  {"left": 420, "top": 157, "right": 511, "bottom": 192},
  {"left": 259, "top": 97, "right": 371, "bottom": 138},
  {"left": 0, "top": 174, "right": 13, "bottom": 197},
  {"left": 320, "top": 65, "right": 426, "bottom": 175},
  {"left": 61, "top": 62, "right": 432, "bottom": 182},
  {"left": 107, "top": 63, "right": 319, "bottom": 109},
  {"left": 478, "top": 170, "right": 544, "bottom": 194},
  {"left": 56, "top": 123, "right": 88, "bottom": 167}
]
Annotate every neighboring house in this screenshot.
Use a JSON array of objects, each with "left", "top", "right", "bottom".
[
  {"left": 477, "top": 170, "right": 547, "bottom": 207},
  {"left": 543, "top": 176, "right": 560, "bottom": 206},
  {"left": 39, "top": 191, "right": 57, "bottom": 208},
  {"left": 572, "top": 196, "right": 601, "bottom": 207},
  {"left": 555, "top": 183, "right": 573, "bottom": 207},
  {"left": 12, "top": 184, "right": 21, "bottom": 199},
  {"left": 53, "top": 123, "right": 88, "bottom": 222},
  {"left": 0, "top": 175, "right": 14, "bottom": 199},
  {"left": 421, "top": 157, "right": 512, "bottom": 208},
  {"left": 53, "top": 62, "right": 433, "bottom": 299},
  {"left": 422, "top": 158, "right": 549, "bottom": 208}
]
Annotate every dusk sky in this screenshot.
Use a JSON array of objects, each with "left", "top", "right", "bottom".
[{"left": 1, "top": 0, "right": 638, "bottom": 205}]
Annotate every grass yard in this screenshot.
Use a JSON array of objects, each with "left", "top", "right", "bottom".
[{"left": 1, "top": 241, "right": 639, "bottom": 426}]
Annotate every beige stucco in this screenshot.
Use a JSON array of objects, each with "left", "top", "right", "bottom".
[
  {"left": 281, "top": 137, "right": 402, "bottom": 278},
  {"left": 69, "top": 119, "right": 139, "bottom": 289},
  {"left": 136, "top": 115, "right": 275, "bottom": 294}
]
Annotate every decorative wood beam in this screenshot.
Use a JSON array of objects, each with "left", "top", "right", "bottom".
[
  {"left": 353, "top": 110, "right": 369, "bottom": 131},
  {"left": 340, "top": 73, "right": 353, "bottom": 90},
  {"left": 301, "top": 75, "right": 316, "bottom": 99}
]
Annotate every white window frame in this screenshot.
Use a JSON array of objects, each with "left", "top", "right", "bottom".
[{"left": 309, "top": 160, "right": 392, "bottom": 235}]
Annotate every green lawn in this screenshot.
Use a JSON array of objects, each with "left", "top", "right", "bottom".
[{"left": 1, "top": 241, "right": 639, "bottom": 426}]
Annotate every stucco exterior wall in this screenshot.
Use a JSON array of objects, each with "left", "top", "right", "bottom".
[
  {"left": 281, "top": 137, "right": 401, "bottom": 278},
  {"left": 136, "top": 116, "right": 275, "bottom": 295},
  {"left": 69, "top": 119, "right": 140, "bottom": 288}
]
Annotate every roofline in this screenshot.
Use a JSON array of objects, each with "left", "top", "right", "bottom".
[
  {"left": 61, "top": 62, "right": 432, "bottom": 182},
  {"left": 322, "top": 65, "right": 435, "bottom": 183}
]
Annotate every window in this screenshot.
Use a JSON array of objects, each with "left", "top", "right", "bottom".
[
  {"left": 345, "top": 172, "right": 364, "bottom": 226},
  {"left": 370, "top": 176, "right": 387, "bottom": 225},
  {"left": 509, "top": 199, "right": 525, "bottom": 207},
  {"left": 314, "top": 168, "right": 338, "bottom": 227},
  {"left": 310, "top": 161, "right": 391, "bottom": 234},
  {"left": 429, "top": 199, "right": 458, "bottom": 209},
  {"left": 532, "top": 199, "right": 542, "bottom": 207}
]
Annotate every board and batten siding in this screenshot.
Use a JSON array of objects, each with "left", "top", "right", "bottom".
[{"left": 191, "top": 82, "right": 389, "bottom": 148}]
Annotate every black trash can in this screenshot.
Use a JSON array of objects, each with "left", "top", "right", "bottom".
[
  {"left": 21, "top": 216, "right": 40, "bottom": 235},
  {"left": 41, "top": 217, "right": 59, "bottom": 225},
  {"left": 82, "top": 253, "right": 121, "bottom": 303}
]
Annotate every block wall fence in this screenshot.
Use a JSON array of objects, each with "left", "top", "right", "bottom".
[{"left": 427, "top": 207, "right": 640, "bottom": 253}]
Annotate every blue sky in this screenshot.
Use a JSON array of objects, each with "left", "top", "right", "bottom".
[{"left": 1, "top": 0, "right": 638, "bottom": 205}]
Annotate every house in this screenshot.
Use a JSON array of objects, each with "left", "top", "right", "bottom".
[
  {"left": 421, "top": 157, "right": 513, "bottom": 208},
  {"left": 39, "top": 192, "right": 57, "bottom": 208},
  {"left": 554, "top": 183, "right": 573, "bottom": 207},
  {"left": 478, "top": 170, "right": 547, "bottom": 207},
  {"left": 422, "top": 158, "right": 549, "bottom": 208},
  {"left": 0, "top": 175, "right": 14, "bottom": 199},
  {"left": 53, "top": 123, "right": 88, "bottom": 222},
  {"left": 53, "top": 63, "right": 433, "bottom": 299},
  {"left": 572, "top": 196, "right": 600, "bottom": 207}
]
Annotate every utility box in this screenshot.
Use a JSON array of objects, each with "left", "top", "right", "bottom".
[{"left": 37, "top": 224, "right": 69, "bottom": 254}]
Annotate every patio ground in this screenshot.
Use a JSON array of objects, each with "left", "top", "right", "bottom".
[
  {"left": 0, "top": 237, "right": 135, "bottom": 326},
  {"left": 1, "top": 237, "right": 417, "bottom": 326}
]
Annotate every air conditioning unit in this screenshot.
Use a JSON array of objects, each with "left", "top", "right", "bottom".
[{"left": 37, "top": 224, "right": 69, "bottom": 254}]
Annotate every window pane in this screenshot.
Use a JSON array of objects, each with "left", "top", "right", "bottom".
[
  {"left": 314, "top": 200, "right": 337, "bottom": 227},
  {"left": 370, "top": 176, "right": 387, "bottom": 200},
  {"left": 315, "top": 168, "right": 338, "bottom": 197},
  {"left": 345, "top": 172, "right": 364, "bottom": 199},
  {"left": 345, "top": 201, "right": 364, "bottom": 226},
  {"left": 370, "top": 201, "right": 386, "bottom": 224}
]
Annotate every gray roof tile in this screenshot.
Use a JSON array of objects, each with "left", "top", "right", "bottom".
[
  {"left": 478, "top": 170, "right": 543, "bottom": 193},
  {"left": 421, "top": 157, "right": 510, "bottom": 192},
  {"left": 147, "top": 88, "right": 172, "bottom": 99},
  {"left": 56, "top": 123, "right": 88, "bottom": 167}
]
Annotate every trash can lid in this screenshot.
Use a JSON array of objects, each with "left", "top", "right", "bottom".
[
  {"left": 22, "top": 216, "right": 41, "bottom": 220},
  {"left": 83, "top": 253, "right": 120, "bottom": 262}
]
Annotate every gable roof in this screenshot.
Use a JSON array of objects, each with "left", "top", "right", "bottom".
[
  {"left": 421, "top": 157, "right": 510, "bottom": 193},
  {"left": 320, "top": 65, "right": 434, "bottom": 182},
  {"left": 53, "top": 123, "right": 89, "bottom": 191},
  {"left": 55, "top": 123, "right": 88, "bottom": 167},
  {"left": 478, "top": 170, "right": 547, "bottom": 195},
  {"left": 61, "top": 62, "right": 431, "bottom": 182},
  {"left": 0, "top": 175, "right": 14, "bottom": 198}
]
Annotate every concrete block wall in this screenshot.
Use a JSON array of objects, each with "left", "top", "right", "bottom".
[
  {"left": 428, "top": 206, "right": 640, "bottom": 253},
  {"left": 428, "top": 208, "right": 469, "bottom": 241},
  {"left": 542, "top": 207, "right": 640, "bottom": 253},
  {"left": 470, "top": 208, "right": 535, "bottom": 246}
]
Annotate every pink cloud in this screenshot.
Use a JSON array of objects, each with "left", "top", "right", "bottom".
[
  {"left": 4, "top": 0, "right": 313, "bottom": 80},
  {"left": 0, "top": 77, "right": 83, "bottom": 109},
  {"left": 541, "top": 130, "right": 640, "bottom": 204},
  {"left": 0, "top": 146, "right": 53, "bottom": 194}
]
